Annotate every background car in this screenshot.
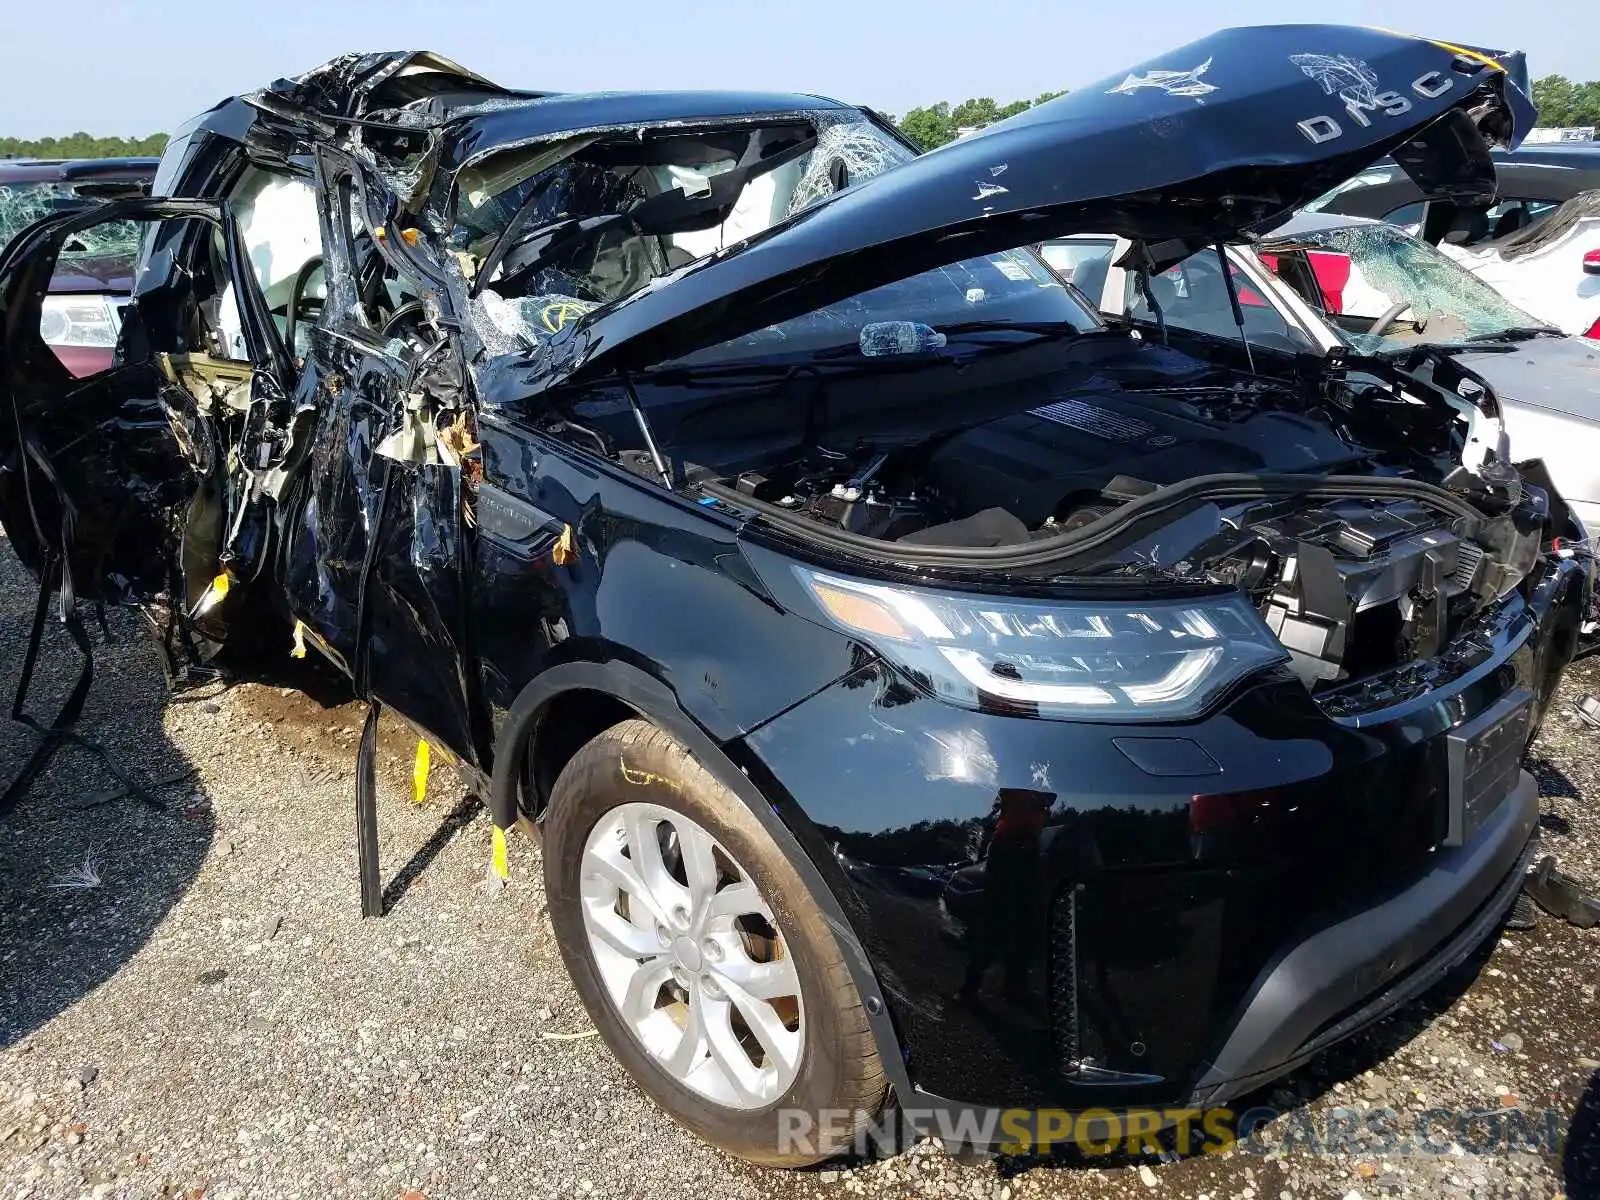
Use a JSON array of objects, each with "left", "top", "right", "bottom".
[
  {"left": 1044, "top": 210, "right": 1600, "bottom": 537},
  {"left": 1304, "top": 146, "right": 1600, "bottom": 338},
  {"left": 0, "top": 157, "right": 156, "bottom": 375}
]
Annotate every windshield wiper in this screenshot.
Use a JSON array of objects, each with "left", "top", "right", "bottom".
[
  {"left": 1466, "top": 325, "right": 1563, "bottom": 343},
  {"left": 934, "top": 320, "right": 1087, "bottom": 340},
  {"left": 1378, "top": 340, "right": 1518, "bottom": 356}
]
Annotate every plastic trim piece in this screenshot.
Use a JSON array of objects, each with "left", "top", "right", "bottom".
[{"left": 1193, "top": 769, "right": 1539, "bottom": 1098}]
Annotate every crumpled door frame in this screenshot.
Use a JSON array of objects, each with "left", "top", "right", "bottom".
[
  {"left": 291, "top": 148, "right": 490, "bottom": 914},
  {"left": 303, "top": 145, "right": 486, "bottom": 743}
]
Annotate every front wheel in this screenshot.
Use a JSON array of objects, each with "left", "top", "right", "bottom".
[{"left": 542, "top": 719, "right": 887, "bottom": 1166}]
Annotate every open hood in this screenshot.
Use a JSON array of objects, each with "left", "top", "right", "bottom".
[{"left": 527, "top": 25, "right": 1532, "bottom": 392}]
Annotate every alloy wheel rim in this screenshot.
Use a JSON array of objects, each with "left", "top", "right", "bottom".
[{"left": 579, "top": 801, "right": 805, "bottom": 1109}]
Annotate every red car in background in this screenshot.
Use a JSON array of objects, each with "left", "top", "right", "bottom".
[{"left": 0, "top": 157, "right": 156, "bottom": 375}]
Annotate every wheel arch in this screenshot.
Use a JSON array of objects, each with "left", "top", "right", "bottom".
[{"left": 488, "top": 659, "right": 913, "bottom": 1101}]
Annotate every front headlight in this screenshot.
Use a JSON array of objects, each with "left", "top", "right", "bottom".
[
  {"left": 797, "top": 568, "right": 1287, "bottom": 720},
  {"left": 38, "top": 294, "right": 120, "bottom": 348}
]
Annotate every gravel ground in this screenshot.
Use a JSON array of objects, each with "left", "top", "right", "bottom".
[{"left": 2, "top": 528, "right": 1598, "bottom": 1200}]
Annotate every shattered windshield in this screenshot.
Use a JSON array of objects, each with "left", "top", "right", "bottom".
[
  {"left": 0, "top": 181, "right": 141, "bottom": 267},
  {"left": 464, "top": 113, "right": 915, "bottom": 353},
  {"left": 1260, "top": 223, "right": 1547, "bottom": 352}
]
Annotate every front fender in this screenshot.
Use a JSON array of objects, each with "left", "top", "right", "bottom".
[{"left": 487, "top": 658, "right": 915, "bottom": 1102}]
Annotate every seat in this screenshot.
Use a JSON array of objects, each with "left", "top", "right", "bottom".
[
  {"left": 1069, "top": 255, "right": 1111, "bottom": 308},
  {"left": 1491, "top": 206, "right": 1532, "bottom": 240},
  {"left": 1441, "top": 210, "right": 1491, "bottom": 246},
  {"left": 665, "top": 158, "right": 805, "bottom": 260}
]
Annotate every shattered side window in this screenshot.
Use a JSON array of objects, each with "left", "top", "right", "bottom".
[
  {"left": 781, "top": 113, "right": 912, "bottom": 217},
  {"left": 1274, "top": 224, "right": 1544, "bottom": 350},
  {"left": 0, "top": 182, "right": 141, "bottom": 267},
  {"left": 456, "top": 113, "right": 914, "bottom": 353}
]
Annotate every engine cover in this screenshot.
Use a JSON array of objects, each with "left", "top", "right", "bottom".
[{"left": 921, "top": 387, "right": 1364, "bottom": 528}]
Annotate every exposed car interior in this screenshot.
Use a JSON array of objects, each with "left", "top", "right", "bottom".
[
  {"left": 453, "top": 114, "right": 912, "bottom": 348},
  {"left": 214, "top": 168, "right": 325, "bottom": 358},
  {"left": 1124, "top": 252, "right": 1316, "bottom": 354}
]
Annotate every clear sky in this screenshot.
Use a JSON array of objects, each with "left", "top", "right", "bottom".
[{"left": 1, "top": 0, "right": 1594, "bottom": 138}]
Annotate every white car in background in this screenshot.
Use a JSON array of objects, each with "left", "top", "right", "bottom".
[
  {"left": 1435, "top": 193, "right": 1600, "bottom": 340},
  {"left": 1044, "top": 212, "right": 1600, "bottom": 534},
  {"left": 1305, "top": 148, "right": 1600, "bottom": 340}
]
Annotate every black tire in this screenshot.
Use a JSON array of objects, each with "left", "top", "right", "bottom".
[{"left": 542, "top": 718, "right": 888, "bottom": 1166}]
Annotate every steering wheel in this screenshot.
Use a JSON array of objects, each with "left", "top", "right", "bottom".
[
  {"left": 284, "top": 255, "right": 326, "bottom": 355},
  {"left": 1368, "top": 301, "right": 1415, "bottom": 336}
]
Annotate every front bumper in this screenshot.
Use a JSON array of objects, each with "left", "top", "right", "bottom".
[
  {"left": 1193, "top": 767, "right": 1538, "bottom": 1104},
  {"left": 742, "top": 563, "right": 1581, "bottom": 1117}
]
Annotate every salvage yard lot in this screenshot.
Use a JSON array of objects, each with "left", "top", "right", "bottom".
[{"left": 2, "top": 528, "right": 1598, "bottom": 1200}]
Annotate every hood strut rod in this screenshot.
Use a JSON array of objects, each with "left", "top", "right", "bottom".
[
  {"left": 1133, "top": 267, "right": 1167, "bottom": 346},
  {"left": 619, "top": 371, "right": 673, "bottom": 487},
  {"left": 1216, "top": 241, "right": 1257, "bottom": 374}
]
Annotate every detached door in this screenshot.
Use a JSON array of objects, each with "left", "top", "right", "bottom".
[{"left": 0, "top": 197, "right": 291, "bottom": 604}]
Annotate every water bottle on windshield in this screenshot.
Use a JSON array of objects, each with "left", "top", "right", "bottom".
[{"left": 858, "top": 321, "right": 947, "bottom": 357}]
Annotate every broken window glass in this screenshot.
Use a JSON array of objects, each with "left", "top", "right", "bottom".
[
  {"left": 0, "top": 182, "right": 141, "bottom": 268},
  {"left": 1263, "top": 223, "right": 1543, "bottom": 351},
  {"left": 455, "top": 114, "right": 914, "bottom": 351},
  {"left": 782, "top": 112, "right": 913, "bottom": 217}
]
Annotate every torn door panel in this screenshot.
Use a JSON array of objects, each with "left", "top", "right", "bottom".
[
  {"left": 279, "top": 351, "right": 392, "bottom": 675},
  {"left": 0, "top": 361, "right": 192, "bottom": 596},
  {"left": 0, "top": 198, "right": 280, "bottom": 604},
  {"left": 364, "top": 459, "right": 485, "bottom": 763},
  {"left": 257, "top": 148, "right": 485, "bottom": 763}
]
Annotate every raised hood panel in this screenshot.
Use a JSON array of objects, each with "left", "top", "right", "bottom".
[{"left": 527, "top": 26, "right": 1531, "bottom": 391}]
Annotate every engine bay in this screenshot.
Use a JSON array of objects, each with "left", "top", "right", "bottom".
[
  {"left": 689, "top": 344, "right": 1551, "bottom": 694},
  {"left": 1095, "top": 492, "right": 1540, "bottom": 688},
  {"left": 714, "top": 372, "right": 1369, "bottom": 540}
]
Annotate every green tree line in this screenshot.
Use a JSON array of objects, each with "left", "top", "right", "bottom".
[
  {"left": 5, "top": 92, "right": 1069, "bottom": 159},
  {"left": 1530, "top": 76, "right": 1600, "bottom": 127},
  {"left": 1, "top": 132, "right": 168, "bottom": 160},
  {"left": 894, "top": 92, "right": 1069, "bottom": 150},
  {"left": 893, "top": 78, "right": 1600, "bottom": 150},
  {"left": 6, "top": 76, "right": 1590, "bottom": 163}
]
